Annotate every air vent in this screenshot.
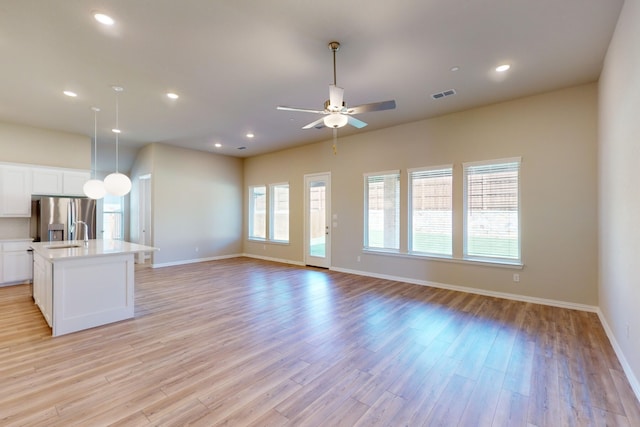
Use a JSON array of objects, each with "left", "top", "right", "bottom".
[
  {"left": 431, "top": 89, "right": 457, "bottom": 100},
  {"left": 237, "top": 146, "right": 247, "bottom": 150}
]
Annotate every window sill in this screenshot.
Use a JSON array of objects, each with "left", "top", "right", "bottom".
[
  {"left": 248, "top": 238, "right": 290, "bottom": 246},
  {"left": 362, "top": 249, "right": 523, "bottom": 269}
]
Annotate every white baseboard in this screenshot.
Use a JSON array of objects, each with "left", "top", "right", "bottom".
[
  {"left": 151, "top": 253, "right": 242, "bottom": 268},
  {"left": 596, "top": 309, "right": 640, "bottom": 403},
  {"left": 331, "top": 266, "right": 598, "bottom": 312}
]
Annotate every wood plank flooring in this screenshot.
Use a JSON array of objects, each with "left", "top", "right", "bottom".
[{"left": 1, "top": 257, "right": 639, "bottom": 426}]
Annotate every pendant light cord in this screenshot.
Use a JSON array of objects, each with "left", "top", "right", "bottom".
[
  {"left": 93, "top": 109, "right": 98, "bottom": 179},
  {"left": 115, "top": 91, "right": 119, "bottom": 173}
]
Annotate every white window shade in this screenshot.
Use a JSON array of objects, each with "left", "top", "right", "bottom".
[
  {"left": 248, "top": 185, "right": 266, "bottom": 240},
  {"left": 270, "top": 183, "right": 289, "bottom": 242},
  {"left": 365, "top": 171, "right": 400, "bottom": 250},
  {"left": 409, "top": 166, "right": 452, "bottom": 256},
  {"left": 464, "top": 159, "right": 520, "bottom": 261}
]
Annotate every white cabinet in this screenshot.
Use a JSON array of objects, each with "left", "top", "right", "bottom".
[
  {"left": 0, "top": 240, "right": 33, "bottom": 285},
  {"left": 0, "top": 165, "right": 31, "bottom": 217},
  {"left": 32, "top": 167, "right": 90, "bottom": 196},
  {"left": 62, "top": 170, "right": 90, "bottom": 196},
  {"left": 33, "top": 252, "right": 52, "bottom": 327},
  {"left": 32, "top": 168, "right": 63, "bottom": 195}
]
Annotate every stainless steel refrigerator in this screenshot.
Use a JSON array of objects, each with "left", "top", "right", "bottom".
[{"left": 30, "top": 196, "right": 97, "bottom": 242}]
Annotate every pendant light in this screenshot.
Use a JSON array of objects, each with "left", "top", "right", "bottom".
[
  {"left": 83, "top": 107, "right": 106, "bottom": 199},
  {"left": 104, "top": 86, "right": 132, "bottom": 196}
]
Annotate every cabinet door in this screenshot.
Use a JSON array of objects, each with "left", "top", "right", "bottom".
[
  {"left": 32, "top": 168, "right": 63, "bottom": 195},
  {"left": 33, "top": 253, "right": 52, "bottom": 327},
  {"left": 0, "top": 166, "right": 31, "bottom": 217},
  {"left": 63, "top": 171, "right": 90, "bottom": 196},
  {"left": 2, "top": 252, "right": 32, "bottom": 283},
  {"left": 33, "top": 254, "right": 44, "bottom": 307}
]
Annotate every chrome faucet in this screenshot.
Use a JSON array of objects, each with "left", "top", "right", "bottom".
[{"left": 74, "top": 221, "right": 89, "bottom": 245}]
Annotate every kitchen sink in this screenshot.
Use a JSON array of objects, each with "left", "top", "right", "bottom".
[{"left": 45, "top": 244, "right": 83, "bottom": 249}]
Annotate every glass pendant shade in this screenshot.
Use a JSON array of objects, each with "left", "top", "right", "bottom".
[
  {"left": 324, "top": 113, "right": 348, "bottom": 128},
  {"left": 104, "top": 172, "right": 132, "bottom": 196},
  {"left": 83, "top": 179, "right": 106, "bottom": 199}
]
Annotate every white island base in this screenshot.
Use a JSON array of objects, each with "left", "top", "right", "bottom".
[
  {"left": 31, "top": 240, "right": 157, "bottom": 337},
  {"left": 52, "top": 253, "right": 135, "bottom": 336}
]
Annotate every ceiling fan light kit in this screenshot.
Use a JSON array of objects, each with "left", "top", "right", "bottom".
[{"left": 276, "top": 40, "right": 396, "bottom": 149}]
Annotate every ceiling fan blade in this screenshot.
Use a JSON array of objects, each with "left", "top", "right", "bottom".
[
  {"left": 347, "top": 116, "right": 368, "bottom": 128},
  {"left": 347, "top": 100, "right": 396, "bottom": 114},
  {"left": 302, "top": 117, "right": 327, "bottom": 129},
  {"left": 329, "top": 85, "right": 344, "bottom": 110},
  {"left": 277, "top": 106, "right": 326, "bottom": 114}
]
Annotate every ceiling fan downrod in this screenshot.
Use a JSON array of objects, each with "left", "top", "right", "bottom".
[{"left": 329, "top": 41, "right": 340, "bottom": 86}]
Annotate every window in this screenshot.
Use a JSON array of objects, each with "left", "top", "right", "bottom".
[
  {"left": 364, "top": 171, "right": 400, "bottom": 250},
  {"left": 103, "top": 193, "right": 124, "bottom": 240},
  {"left": 248, "top": 183, "right": 289, "bottom": 243},
  {"left": 270, "top": 183, "right": 289, "bottom": 242},
  {"left": 409, "top": 166, "right": 452, "bottom": 256},
  {"left": 464, "top": 158, "right": 520, "bottom": 262},
  {"left": 248, "top": 185, "right": 266, "bottom": 240}
]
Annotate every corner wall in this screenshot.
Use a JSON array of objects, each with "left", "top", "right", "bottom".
[
  {"left": 599, "top": 0, "right": 640, "bottom": 397},
  {"left": 130, "top": 143, "right": 244, "bottom": 266}
]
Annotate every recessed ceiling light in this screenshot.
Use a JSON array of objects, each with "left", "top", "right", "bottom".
[
  {"left": 94, "top": 13, "right": 115, "bottom": 26},
  {"left": 112, "top": 128, "right": 121, "bottom": 134},
  {"left": 214, "top": 143, "right": 222, "bottom": 148},
  {"left": 246, "top": 133, "right": 255, "bottom": 138},
  {"left": 63, "top": 90, "right": 77, "bottom": 97},
  {"left": 496, "top": 64, "right": 511, "bottom": 73},
  {"left": 166, "top": 92, "right": 179, "bottom": 100},
  {"left": 450, "top": 66, "right": 460, "bottom": 72}
]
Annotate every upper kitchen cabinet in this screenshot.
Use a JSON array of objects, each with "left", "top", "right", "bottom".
[
  {"left": 62, "top": 170, "right": 90, "bottom": 196},
  {"left": 0, "top": 165, "right": 31, "bottom": 217},
  {"left": 32, "top": 167, "right": 90, "bottom": 196},
  {"left": 32, "top": 167, "right": 63, "bottom": 194}
]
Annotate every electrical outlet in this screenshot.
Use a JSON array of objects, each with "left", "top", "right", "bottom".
[
  {"left": 195, "top": 247, "right": 199, "bottom": 252},
  {"left": 357, "top": 256, "right": 361, "bottom": 262},
  {"left": 626, "top": 323, "right": 630, "bottom": 339},
  {"left": 513, "top": 273, "right": 520, "bottom": 283}
]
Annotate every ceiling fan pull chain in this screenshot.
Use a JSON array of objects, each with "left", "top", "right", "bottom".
[{"left": 332, "top": 128, "right": 338, "bottom": 155}]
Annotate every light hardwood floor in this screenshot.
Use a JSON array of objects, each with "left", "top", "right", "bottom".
[{"left": 1, "top": 257, "right": 639, "bottom": 426}]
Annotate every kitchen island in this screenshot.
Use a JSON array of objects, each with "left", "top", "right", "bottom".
[{"left": 30, "top": 239, "right": 158, "bottom": 337}]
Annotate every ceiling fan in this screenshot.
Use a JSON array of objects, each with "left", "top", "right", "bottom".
[{"left": 277, "top": 41, "right": 396, "bottom": 131}]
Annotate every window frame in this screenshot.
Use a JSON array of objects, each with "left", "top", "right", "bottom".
[
  {"left": 269, "top": 182, "right": 290, "bottom": 243},
  {"left": 463, "top": 157, "right": 521, "bottom": 264},
  {"left": 408, "top": 164, "right": 453, "bottom": 257},
  {"left": 248, "top": 185, "right": 266, "bottom": 241},
  {"left": 102, "top": 193, "right": 124, "bottom": 240},
  {"left": 363, "top": 170, "right": 401, "bottom": 252}
]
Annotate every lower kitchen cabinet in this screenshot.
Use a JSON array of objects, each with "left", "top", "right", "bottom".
[
  {"left": 0, "top": 240, "right": 33, "bottom": 285},
  {"left": 33, "top": 252, "right": 52, "bottom": 327}
]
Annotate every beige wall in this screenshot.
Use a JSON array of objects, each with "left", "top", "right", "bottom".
[
  {"left": 0, "top": 121, "right": 90, "bottom": 169},
  {"left": 131, "top": 143, "right": 244, "bottom": 266},
  {"left": 599, "top": 0, "right": 640, "bottom": 396},
  {"left": 244, "top": 83, "right": 599, "bottom": 306}
]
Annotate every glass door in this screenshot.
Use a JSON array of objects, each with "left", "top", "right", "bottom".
[{"left": 304, "top": 173, "right": 331, "bottom": 268}]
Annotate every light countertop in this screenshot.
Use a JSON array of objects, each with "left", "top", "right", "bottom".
[{"left": 30, "top": 239, "right": 158, "bottom": 261}]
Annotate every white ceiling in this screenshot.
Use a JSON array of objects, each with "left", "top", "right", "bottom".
[{"left": 0, "top": 0, "right": 624, "bottom": 171}]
